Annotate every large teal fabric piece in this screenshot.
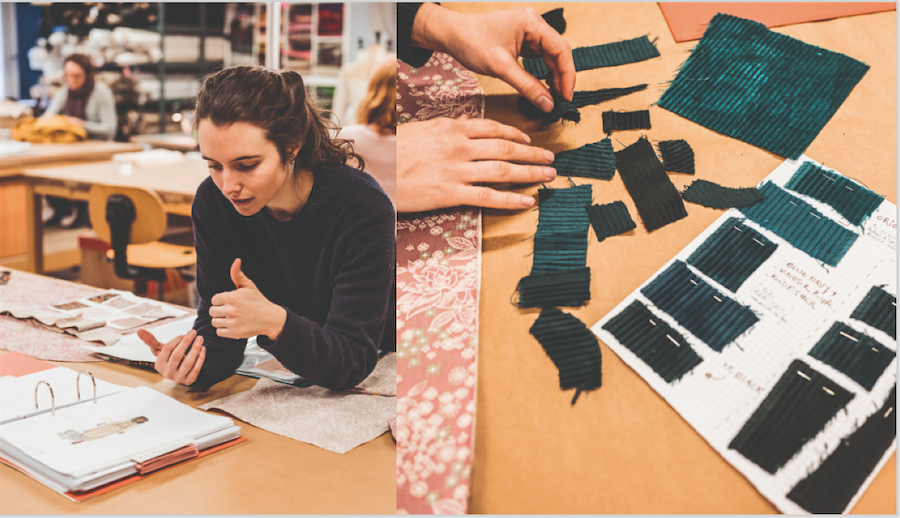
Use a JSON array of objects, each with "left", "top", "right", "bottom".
[{"left": 657, "top": 14, "right": 869, "bottom": 159}]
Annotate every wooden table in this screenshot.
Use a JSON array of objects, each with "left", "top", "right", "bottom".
[
  {"left": 0, "top": 269, "right": 396, "bottom": 514},
  {"left": 445, "top": 3, "right": 896, "bottom": 514},
  {"left": 21, "top": 159, "right": 210, "bottom": 274},
  {"left": 130, "top": 133, "right": 199, "bottom": 152}
]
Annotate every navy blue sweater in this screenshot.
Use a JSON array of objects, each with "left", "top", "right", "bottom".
[{"left": 190, "top": 163, "right": 396, "bottom": 390}]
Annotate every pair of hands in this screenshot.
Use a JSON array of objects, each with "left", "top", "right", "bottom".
[
  {"left": 397, "top": 5, "right": 575, "bottom": 213},
  {"left": 137, "top": 258, "right": 286, "bottom": 385}
]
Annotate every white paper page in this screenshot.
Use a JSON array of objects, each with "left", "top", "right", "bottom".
[
  {"left": 81, "top": 316, "right": 197, "bottom": 362},
  {"left": 0, "top": 367, "right": 130, "bottom": 423}
]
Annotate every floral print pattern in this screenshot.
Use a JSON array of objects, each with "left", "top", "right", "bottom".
[{"left": 397, "top": 52, "right": 485, "bottom": 124}]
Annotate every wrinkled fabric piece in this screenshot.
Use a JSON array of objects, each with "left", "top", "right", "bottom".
[
  {"left": 531, "top": 184, "right": 593, "bottom": 274},
  {"left": 529, "top": 307, "right": 602, "bottom": 404},
  {"left": 658, "top": 139, "right": 695, "bottom": 174},
  {"left": 615, "top": 137, "right": 688, "bottom": 231},
  {"left": 681, "top": 179, "right": 764, "bottom": 209},
  {"left": 552, "top": 139, "right": 616, "bottom": 180},
  {"left": 517, "top": 85, "right": 648, "bottom": 122},
  {"left": 524, "top": 35, "right": 660, "bottom": 79}
]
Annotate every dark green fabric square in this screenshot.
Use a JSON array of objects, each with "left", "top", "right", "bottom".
[
  {"left": 589, "top": 201, "right": 636, "bottom": 241},
  {"left": 553, "top": 139, "right": 616, "bottom": 180},
  {"left": 658, "top": 139, "right": 695, "bottom": 175}
]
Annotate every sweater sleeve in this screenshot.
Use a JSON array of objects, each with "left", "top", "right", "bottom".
[
  {"left": 397, "top": 3, "right": 436, "bottom": 67},
  {"left": 41, "top": 88, "right": 67, "bottom": 118},
  {"left": 82, "top": 83, "right": 117, "bottom": 141}
]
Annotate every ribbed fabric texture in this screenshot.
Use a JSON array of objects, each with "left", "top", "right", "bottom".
[
  {"left": 808, "top": 322, "right": 895, "bottom": 391},
  {"left": 518, "top": 85, "right": 648, "bottom": 122},
  {"left": 517, "top": 92, "right": 582, "bottom": 126},
  {"left": 641, "top": 260, "right": 758, "bottom": 352},
  {"left": 517, "top": 267, "right": 591, "bottom": 308},
  {"left": 531, "top": 184, "right": 592, "bottom": 274},
  {"left": 729, "top": 359, "right": 855, "bottom": 474},
  {"left": 615, "top": 137, "right": 688, "bottom": 232},
  {"left": 542, "top": 7, "right": 566, "bottom": 34},
  {"left": 589, "top": 201, "right": 636, "bottom": 241},
  {"left": 785, "top": 162, "right": 884, "bottom": 226},
  {"left": 524, "top": 36, "right": 660, "bottom": 79},
  {"left": 681, "top": 179, "right": 764, "bottom": 209},
  {"left": 850, "top": 286, "right": 897, "bottom": 339},
  {"left": 552, "top": 139, "right": 616, "bottom": 180},
  {"left": 529, "top": 307, "right": 602, "bottom": 404},
  {"left": 787, "top": 385, "right": 896, "bottom": 513},
  {"left": 658, "top": 139, "right": 695, "bottom": 174},
  {"left": 687, "top": 217, "right": 777, "bottom": 292},
  {"left": 602, "top": 110, "right": 651, "bottom": 134},
  {"left": 739, "top": 182, "right": 858, "bottom": 267},
  {"left": 602, "top": 299, "right": 703, "bottom": 383},
  {"left": 657, "top": 13, "right": 869, "bottom": 159}
]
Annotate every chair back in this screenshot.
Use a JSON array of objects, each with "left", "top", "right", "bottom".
[{"left": 88, "top": 184, "right": 168, "bottom": 245}]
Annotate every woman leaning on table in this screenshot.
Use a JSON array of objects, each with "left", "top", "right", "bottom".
[
  {"left": 41, "top": 53, "right": 117, "bottom": 141},
  {"left": 137, "top": 65, "right": 395, "bottom": 390}
]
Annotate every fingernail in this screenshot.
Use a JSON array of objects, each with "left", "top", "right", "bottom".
[
  {"left": 544, "top": 167, "right": 557, "bottom": 180},
  {"left": 521, "top": 195, "right": 536, "bottom": 207},
  {"left": 543, "top": 149, "right": 555, "bottom": 162},
  {"left": 522, "top": 133, "right": 532, "bottom": 144},
  {"left": 537, "top": 95, "right": 553, "bottom": 112}
]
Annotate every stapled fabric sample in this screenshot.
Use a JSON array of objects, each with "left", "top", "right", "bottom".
[
  {"left": 657, "top": 13, "right": 869, "bottom": 159},
  {"left": 602, "top": 110, "right": 651, "bottom": 134},
  {"left": 517, "top": 267, "right": 591, "bottom": 308},
  {"left": 601, "top": 299, "right": 703, "bottom": 383},
  {"left": 524, "top": 36, "right": 660, "bottom": 79},
  {"left": 739, "top": 182, "right": 858, "bottom": 267},
  {"left": 615, "top": 137, "right": 688, "bottom": 232},
  {"left": 518, "top": 85, "right": 648, "bottom": 121},
  {"left": 532, "top": 184, "right": 592, "bottom": 274},
  {"left": 729, "top": 359, "right": 855, "bottom": 474},
  {"left": 686, "top": 216, "right": 777, "bottom": 292},
  {"left": 542, "top": 7, "right": 566, "bottom": 34},
  {"left": 787, "top": 386, "right": 897, "bottom": 513},
  {"left": 658, "top": 139, "right": 695, "bottom": 174},
  {"left": 681, "top": 179, "right": 764, "bottom": 209},
  {"left": 529, "top": 307, "right": 602, "bottom": 404},
  {"left": 850, "top": 286, "right": 897, "bottom": 339},
  {"left": 785, "top": 162, "right": 884, "bottom": 226},
  {"left": 808, "top": 322, "right": 894, "bottom": 391},
  {"left": 589, "top": 201, "right": 636, "bottom": 241},
  {"left": 552, "top": 139, "right": 616, "bottom": 180},
  {"left": 641, "top": 260, "right": 759, "bottom": 352}
]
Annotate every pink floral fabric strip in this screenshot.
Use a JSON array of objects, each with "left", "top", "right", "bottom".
[{"left": 396, "top": 53, "right": 484, "bottom": 514}]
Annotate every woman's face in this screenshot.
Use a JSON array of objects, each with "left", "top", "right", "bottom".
[
  {"left": 64, "top": 61, "right": 86, "bottom": 91},
  {"left": 198, "top": 120, "right": 296, "bottom": 217}
]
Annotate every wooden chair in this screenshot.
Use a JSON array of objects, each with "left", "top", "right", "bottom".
[{"left": 88, "top": 184, "right": 196, "bottom": 300}]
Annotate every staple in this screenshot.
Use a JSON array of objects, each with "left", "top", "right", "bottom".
[
  {"left": 649, "top": 318, "right": 657, "bottom": 326},
  {"left": 666, "top": 334, "right": 680, "bottom": 346},
  {"left": 797, "top": 371, "right": 811, "bottom": 381},
  {"left": 752, "top": 238, "right": 765, "bottom": 246},
  {"left": 839, "top": 330, "right": 859, "bottom": 342},
  {"left": 822, "top": 174, "right": 835, "bottom": 182},
  {"left": 689, "top": 279, "right": 698, "bottom": 285},
  {"left": 822, "top": 387, "right": 835, "bottom": 396},
  {"left": 789, "top": 201, "right": 797, "bottom": 206},
  {"left": 810, "top": 213, "right": 822, "bottom": 219},
  {"left": 733, "top": 226, "right": 743, "bottom": 232},
  {"left": 713, "top": 295, "right": 722, "bottom": 302},
  {"left": 892, "top": 301, "right": 896, "bottom": 306},
  {"left": 872, "top": 347, "right": 880, "bottom": 353},
  {"left": 885, "top": 407, "right": 894, "bottom": 418},
  {"left": 844, "top": 186, "right": 854, "bottom": 191}
]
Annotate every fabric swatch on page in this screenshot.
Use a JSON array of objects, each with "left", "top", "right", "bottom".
[
  {"left": 729, "top": 359, "right": 855, "bottom": 474},
  {"left": 516, "top": 267, "right": 591, "bottom": 308},
  {"left": 517, "top": 85, "right": 648, "bottom": 122},
  {"left": 589, "top": 201, "right": 636, "bottom": 241},
  {"left": 551, "top": 139, "right": 616, "bottom": 180},
  {"left": 615, "top": 137, "right": 688, "bottom": 232},
  {"left": 529, "top": 307, "right": 602, "bottom": 404},
  {"left": 531, "top": 184, "right": 592, "bottom": 274},
  {"left": 850, "top": 286, "right": 897, "bottom": 339},
  {"left": 657, "top": 139, "right": 695, "bottom": 175},
  {"left": 739, "top": 182, "right": 858, "bottom": 267},
  {"left": 602, "top": 109, "right": 651, "bottom": 134},
  {"left": 641, "top": 260, "right": 759, "bottom": 352},
  {"left": 686, "top": 216, "right": 777, "bottom": 293},
  {"left": 787, "top": 385, "right": 896, "bottom": 514},
  {"left": 601, "top": 299, "right": 703, "bottom": 383},
  {"left": 785, "top": 162, "right": 884, "bottom": 226},
  {"left": 808, "top": 322, "right": 894, "bottom": 391},
  {"left": 524, "top": 35, "right": 661, "bottom": 79},
  {"left": 542, "top": 7, "right": 566, "bottom": 35},
  {"left": 657, "top": 13, "right": 869, "bottom": 159},
  {"left": 681, "top": 179, "right": 764, "bottom": 209}
]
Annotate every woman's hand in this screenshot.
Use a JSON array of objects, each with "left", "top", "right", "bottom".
[
  {"left": 137, "top": 328, "right": 206, "bottom": 385},
  {"left": 411, "top": 4, "right": 575, "bottom": 112},
  {"left": 397, "top": 116, "right": 556, "bottom": 213},
  {"left": 209, "top": 258, "right": 287, "bottom": 340}
]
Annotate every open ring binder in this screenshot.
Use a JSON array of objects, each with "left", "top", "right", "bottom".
[{"left": 34, "top": 380, "right": 55, "bottom": 416}]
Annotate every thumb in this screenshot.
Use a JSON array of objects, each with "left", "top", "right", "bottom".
[
  {"left": 500, "top": 63, "right": 554, "bottom": 113},
  {"left": 137, "top": 328, "right": 163, "bottom": 357},
  {"left": 230, "top": 258, "right": 256, "bottom": 289}
]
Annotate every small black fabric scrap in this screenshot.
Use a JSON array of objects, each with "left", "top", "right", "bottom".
[
  {"left": 517, "top": 267, "right": 591, "bottom": 308},
  {"left": 808, "top": 322, "right": 894, "bottom": 391},
  {"left": 518, "top": 85, "right": 648, "bottom": 122},
  {"left": 850, "top": 285, "right": 897, "bottom": 339},
  {"left": 589, "top": 201, "right": 636, "bottom": 241},
  {"left": 658, "top": 139, "right": 695, "bottom": 174},
  {"left": 524, "top": 36, "right": 660, "bottom": 79},
  {"left": 729, "top": 359, "right": 855, "bottom": 474},
  {"left": 787, "top": 385, "right": 896, "bottom": 514},
  {"left": 681, "top": 179, "right": 764, "bottom": 209},
  {"left": 602, "top": 110, "right": 651, "bottom": 134},
  {"left": 553, "top": 139, "right": 616, "bottom": 180},
  {"left": 529, "top": 307, "right": 602, "bottom": 405},
  {"left": 517, "top": 92, "right": 580, "bottom": 125},
  {"left": 542, "top": 7, "right": 566, "bottom": 34},
  {"left": 615, "top": 137, "right": 688, "bottom": 232}
]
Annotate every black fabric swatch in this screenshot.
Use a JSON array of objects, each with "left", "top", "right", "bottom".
[
  {"left": 517, "top": 92, "right": 582, "bottom": 126},
  {"left": 681, "top": 179, "right": 765, "bottom": 209},
  {"left": 529, "top": 307, "right": 602, "bottom": 404},
  {"left": 517, "top": 85, "right": 648, "bottom": 122},
  {"left": 850, "top": 286, "right": 897, "bottom": 339},
  {"left": 729, "top": 359, "right": 855, "bottom": 474},
  {"left": 787, "top": 385, "right": 896, "bottom": 514},
  {"left": 552, "top": 139, "right": 616, "bottom": 180},
  {"left": 523, "top": 36, "right": 660, "bottom": 79},
  {"left": 615, "top": 137, "right": 688, "bottom": 232},
  {"left": 589, "top": 201, "right": 636, "bottom": 241},
  {"left": 517, "top": 267, "right": 591, "bottom": 308},
  {"left": 658, "top": 139, "right": 695, "bottom": 174},
  {"left": 687, "top": 217, "right": 777, "bottom": 293},
  {"left": 602, "top": 110, "right": 651, "bottom": 134},
  {"left": 808, "top": 322, "right": 894, "bottom": 391},
  {"left": 542, "top": 7, "right": 566, "bottom": 34},
  {"left": 602, "top": 299, "right": 703, "bottom": 383}
]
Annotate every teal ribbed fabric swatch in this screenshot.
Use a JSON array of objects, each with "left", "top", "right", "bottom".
[
  {"left": 850, "top": 286, "right": 896, "bottom": 339},
  {"left": 518, "top": 85, "right": 648, "bottom": 123},
  {"left": 729, "top": 359, "right": 854, "bottom": 474},
  {"left": 657, "top": 14, "right": 869, "bottom": 159},
  {"left": 681, "top": 179, "right": 764, "bottom": 209},
  {"left": 785, "top": 162, "right": 884, "bottom": 226},
  {"left": 808, "top": 322, "right": 894, "bottom": 391},
  {"left": 524, "top": 35, "right": 660, "bottom": 79},
  {"left": 552, "top": 139, "right": 616, "bottom": 180},
  {"left": 739, "top": 182, "right": 858, "bottom": 267},
  {"left": 687, "top": 217, "right": 777, "bottom": 292},
  {"left": 602, "top": 110, "right": 651, "bottom": 134},
  {"left": 529, "top": 307, "right": 602, "bottom": 404},
  {"left": 532, "top": 184, "right": 592, "bottom": 274},
  {"left": 517, "top": 267, "right": 591, "bottom": 308},
  {"left": 602, "top": 299, "right": 703, "bottom": 383},
  {"left": 658, "top": 139, "right": 695, "bottom": 174},
  {"left": 589, "top": 201, "right": 636, "bottom": 241},
  {"left": 542, "top": 7, "right": 566, "bottom": 34},
  {"left": 615, "top": 137, "right": 688, "bottom": 232}
]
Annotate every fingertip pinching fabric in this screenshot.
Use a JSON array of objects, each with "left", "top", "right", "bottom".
[
  {"left": 517, "top": 86, "right": 648, "bottom": 124},
  {"left": 615, "top": 137, "right": 688, "bottom": 232},
  {"left": 523, "top": 36, "right": 660, "bottom": 79},
  {"left": 589, "top": 201, "right": 637, "bottom": 241},
  {"left": 850, "top": 286, "right": 897, "bottom": 339},
  {"left": 529, "top": 306, "right": 602, "bottom": 404},
  {"left": 553, "top": 139, "right": 616, "bottom": 180},
  {"left": 686, "top": 217, "right": 777, "bottom": 292},
  {"left": 785, "top": 162, "right": 884, "bottom": 226}
]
